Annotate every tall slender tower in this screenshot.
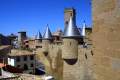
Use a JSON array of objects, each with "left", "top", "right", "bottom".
[
  {"left": 82, "top": 21, "right": 86, "bottom": 37},
  {"left": 42, "top": 25, "right": 52, "bottom": 54},
  {"left": 64, "top": 8, "right": 76, "bottom": 29},
  {"left": 62, "top": 17, "right": 80, "bottom": 59},
  {"left": 62, "top": 16, "right": 81, "bottom": 80},
  {"left": 18, "top": 31, "right": 27, "bottom": 48}
]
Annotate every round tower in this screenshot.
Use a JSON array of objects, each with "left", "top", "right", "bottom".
[
  {"left": 62, "top": 17, "right": 81, "bottom": 59},
  {"left": 42, "top": 25, "right": 53, "bottom": 54}
]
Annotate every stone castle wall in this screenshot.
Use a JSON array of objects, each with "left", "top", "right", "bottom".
[
  {"left": 37, "top": 40, "right": 93, "bottom": 80},
  {"left": 62, "top": 39, "right": 78, "bottom": 59},
  {"left": 42, "top": 40, "right": 51, "bottom": 53},
  {"left": 92, "top": 0, "right": 120, "bottom": 80},
  {"left": 62, "top": 46, "right": 93, "bottom": 80}
]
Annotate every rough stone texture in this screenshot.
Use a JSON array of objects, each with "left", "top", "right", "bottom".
[
  {"left": 35, "top": 39, "right": 42, "bottom": 47},
  {"left": 62, "top": 47, "right": 93, "bottom": 80},
  {"left": 92, "top": 0, "right": 120, "bottom": 80},
  {"left": 64, "top": 8, "right": 76, "bottom": 28},
  {"left": 62, "top": 39, "right": 78, "bottom": 59},
  {"left": 42, "top": 40, "right": 51, "bottom": 53},
  {"left": 36, "top": 46, "right": 63, "bottom": 80},
  {"left": 37, "top": 42, "right": 93, "bottom": 80},
  {"left": 36, "top": 49, "right": 52, "bottom": 75},
  {"left": 28, "top": 40, "right": 35, "bottom": 49}
]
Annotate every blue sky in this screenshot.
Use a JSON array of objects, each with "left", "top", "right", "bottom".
[{"left": 0, "top": 0, "right": 91, "bottom": 37}]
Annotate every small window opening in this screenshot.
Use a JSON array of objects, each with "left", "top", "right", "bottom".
[
  {"left": 24, "top": 64, "right": 28, "bottom": 70},
  {"left": 70, "top": 42, "right": 71, "bottom": 46},
  {"left": 85, "top": 53, "right": 87, "bottom": 59}
]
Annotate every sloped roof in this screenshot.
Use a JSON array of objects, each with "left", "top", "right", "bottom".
[
  {"left": 35, "top": 31, "right": 42, "bottom": 40},
  {"left": 43, "top": 25, "right": 52, "bottom": 40},
  {"left": 63, "top": 17, "right": 80, "bottom": 38}
]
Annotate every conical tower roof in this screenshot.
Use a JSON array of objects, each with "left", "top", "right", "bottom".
[
  {"left": 35, "top": 31, "right": 42, "bottom": 40},
  {"left": 63, "top": 17, "right": 80, "bottom": 38},
  {"left": 43, "top": 25, "right": 52, "bottom": 40},
  {"left": 81, "top": 21, "right": 86, "bottom": 36}
]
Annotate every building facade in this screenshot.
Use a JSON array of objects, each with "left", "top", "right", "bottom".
[{"left": 8, "top": 49, "right": 36, "bottom": 74}]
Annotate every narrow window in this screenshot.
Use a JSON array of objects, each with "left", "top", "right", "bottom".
[
  {"left": 71, "top": 13, "right": 73, "bottom": 16},
  {"left": 16, "top": 56, "right": 20, "bottom": 62},
  {"left": 91, "top": 51, "right": 94, "bottom": 56},
  {"left": 70, "top": 42, "right": 71, "bottom": 46},
  {"left": 24, "top": 64, "right": 28, "bottom": 70},
  {"left": 24, "top": 56, "right": 27, "bottom": 61},
  {"left": 30, "top": 55, "right": 34, "bottom": 60},
  {"left": 85, "top": 53, "right": 87, "bottom": 59}
]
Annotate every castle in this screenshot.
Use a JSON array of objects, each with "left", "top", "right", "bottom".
[
  {"left": 0, "top": 0, "right": 119, "bottom": 80},
  {"left": 14, "top": 8, "right": 92, "bottom": 80},
  {"left": 0, "top": 7, "right": 93, "bottom": 80}
]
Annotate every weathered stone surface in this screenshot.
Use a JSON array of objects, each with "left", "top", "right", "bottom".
[
  {"left": 62, "top": 47, "right": 93, "bottom": 80},
  {"left": 92, "top": 0, "right": 120, "bottom": 80}
]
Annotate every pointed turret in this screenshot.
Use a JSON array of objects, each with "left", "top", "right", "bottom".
[
  {"left": 35, "top": 31, "right": 42, "bottom": 48},
  {"left": 43, "top": 25, "right": 52, "bottom": 40},
  {"left": 42, "top": 25, "right": 52, "bottom": 53},
  {"left": 63, "top": 17, "right": 80, "bottom": 38},
  {"left": 82, "top": 21, "right": 86, "bottom": 36},
  {"left": 35, "top": 31, "right": 42, "bottom": 40},
  {"left": 62, "top": 17, "right": 80, "bottom": 59}
]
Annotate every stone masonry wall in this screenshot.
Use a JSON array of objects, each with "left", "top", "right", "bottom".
[
  {"left": 63, "top": 47, "right": 93, "bottom": 80},
  {"left": 92, "top": 0, "right": 120, "bottom": 80}
]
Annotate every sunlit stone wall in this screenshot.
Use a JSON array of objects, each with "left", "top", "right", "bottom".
[{"left": 92, "top": 0, "right": 120, "bottom": 80}]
